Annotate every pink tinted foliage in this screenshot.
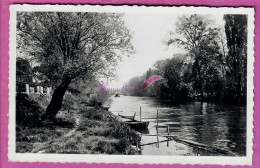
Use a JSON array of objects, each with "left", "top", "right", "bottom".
[{"left": 141, "top": 75, "right": 163, "bottom": 90}]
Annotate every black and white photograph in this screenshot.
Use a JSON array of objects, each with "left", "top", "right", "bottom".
[{"left": 9, "top": 5, "right": 254, "bottom": 165}]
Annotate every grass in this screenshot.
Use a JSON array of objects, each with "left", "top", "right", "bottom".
[{"left": 16, "top": 104, "right": 140, "bottom": 155}]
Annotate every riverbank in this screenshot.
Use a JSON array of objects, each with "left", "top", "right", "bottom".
[{"left": 16, "top": 104, "right": 140, "bottom": 154}]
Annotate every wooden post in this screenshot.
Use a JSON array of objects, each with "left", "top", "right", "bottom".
[
  {"left": 136, "top": 136, "right": 139, "bottom": 150},
  {"left": 167, "top": 124, "right": 170, "bottom": 147},
  {"left": 25, "top": 84, "right": 29, "bottom": 94},
  {"left": 156, "top": 135, "right": 159, "bottom": 148},
  {"left": 156, "top": 110, "right": 159, "bottom": 134},
  {"left": 140, "top": 106, "right": 142, "bottom": 121}
]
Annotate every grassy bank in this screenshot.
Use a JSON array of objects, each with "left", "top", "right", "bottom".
[{"left": 16, "top": 94, "right": 140, "bottom": 154}]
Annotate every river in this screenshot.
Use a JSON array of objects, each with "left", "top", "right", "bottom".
[{"left": 109, "top": 95, "right": 246, "bottom": 156}]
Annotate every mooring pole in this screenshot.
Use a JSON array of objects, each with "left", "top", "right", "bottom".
[
  {"left": 156, "top": 135, "right": 159, "bottom": 148},
  {"left": 156, "top": 110, "right": 159, "bottom": 134},
  {"left": 167, "top": 124, "right": 170, "bottom": 135},
  {"left": 136, "top": 136, "right": 139, "bottom": 150},
  {"left": 140, "top": 106, "right": 142, "bottom": 121}
]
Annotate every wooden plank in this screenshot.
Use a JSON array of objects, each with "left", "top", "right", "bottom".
[
  {"left": 140, "top": 139, "right": 175, "bottom": 146},
  {"left": 140, "top": 134, "right": 236, "bottom": 156},
  {"left": 126, "top": 121, "right": 146, "bottom": 124},
  {"left": 140, "top": 134, "right": 176, "bottom": 137},
  {"left": 167, "top": 137, "right": 236, "bottom": 156}
]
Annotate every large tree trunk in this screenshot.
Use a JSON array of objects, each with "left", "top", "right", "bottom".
[{"left": 43, "top": 75, "right": 72, "bottom": 121}]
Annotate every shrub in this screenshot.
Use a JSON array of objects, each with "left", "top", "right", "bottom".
[
  {"left": 106, "top": 120, "right": 140, "bottom": 145},
  {"left": 16, "top": 93, "right": 44, "bottom": 126},
  {"left": 62, "top": 93, "right": 79, "bottom": 110},
  {"left": 79, "top": 106, "right": 140, "bottom": 146},
  {"left": 115, "top": 138, "right": 131, "bottom": 153},
  {"left": 29, "top": 94, "right": 50, "bottom": 109},
  {"left": 79, "top": 107, "right": 111, "bottom": 121},
  {"left": 88, "top": 90, "right": 111, "bottom": 106}
]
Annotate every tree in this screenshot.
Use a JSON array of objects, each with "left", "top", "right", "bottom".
[
  {"left": 193, "top": 29, "right": 224, "bottom": 101},
  {"left": 216, "top": 28, "right": 228, "bottom": 77},
  {"left": 126, "top": 76, "right": 145, "bottom": 96},
  {"left": 163, "top": 55, "right": 192, "bottom": 102},
  {"left": 17, "top": 12, "right": 134, "bottom": 120},
  {"left": 166, "top": 14, "right": 221, "bottom": 101},
  {"left": 224, "top": 15, "right": 247, "bottom": 103}
]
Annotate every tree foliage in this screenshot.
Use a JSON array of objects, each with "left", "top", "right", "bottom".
[
  {"left": 17, "top": 12, "right": 134, "bottom": 86},
  {"left": 17, "top": 12, "right": 134, "bottom": 119},
  {"left": 224, "top": 15, "right": 247, "bottom": 103},
  {"left": 166, "top": 15, "right": 224, "bottom": 100},
  {"left": 126, "top": 14, "right": 247, "bottom": 105}
]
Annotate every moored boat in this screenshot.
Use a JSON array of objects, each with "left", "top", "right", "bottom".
[
  {"left": 118, "top": 112, "right": 136, "bottom": 120},
  {"left": 124, "top": 120, "right": 149, "bottom": 129},
  {"left": 101, "top": 106, "right": 110, "bottom": 111}
]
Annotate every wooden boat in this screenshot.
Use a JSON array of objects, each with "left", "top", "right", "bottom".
[
  {"left": 101, "top": 106, "right": 109, "bottom": 111},
  {"left": 118, "top": 112, "right": 136, "bottom": 120},
  {"left": 118, "top": 106, "right": 149, "bottom": 129},
  {"left": 124, "top": 120, "right": 149, "bottom": 129},
  {"left": 115, "top": 93, "right": 120, "bottom": 97}
]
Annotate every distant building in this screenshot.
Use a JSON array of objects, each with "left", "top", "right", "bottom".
[{"left": 16, "top": 58, "right": 52, "bottom": 95}]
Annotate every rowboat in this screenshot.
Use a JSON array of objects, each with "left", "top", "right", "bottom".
[
  {"left": 118, "top": 106, "right": 149, "bottom": 129},
  {"left": 118, "top": 112, "right": 136, "bottom": 120},
  {"left": 101, "top": 106, "right": 109, "bottom": 111},
  {"left": 124, "top": 120, "right": 149, "bottom": 129}
]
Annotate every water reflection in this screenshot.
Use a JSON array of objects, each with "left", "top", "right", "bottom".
[{"left": 109, "top": 95, "right": 246, "bottom": 156}]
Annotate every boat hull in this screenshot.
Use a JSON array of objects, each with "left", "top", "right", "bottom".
[{"left": 125, "top": 120, "right": 149, "bottom": 129}]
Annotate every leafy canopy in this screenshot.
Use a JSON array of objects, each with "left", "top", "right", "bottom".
[{"left": 17, "top": 12, "right": 134, "bottom": 86}]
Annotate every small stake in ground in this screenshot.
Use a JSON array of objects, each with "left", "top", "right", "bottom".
[
  {"left": 156, "top": 110, "right": 159, "bottom": 134},
  {"left": 139, "top": 106, "right": 142, "bottom": 121}
]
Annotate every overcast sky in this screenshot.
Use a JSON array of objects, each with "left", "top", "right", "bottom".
[{"left": 107, "top": 13, "right": 225, "bottom": 88}]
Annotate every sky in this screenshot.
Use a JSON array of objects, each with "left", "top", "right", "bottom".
[{"left": 105, "top": 13, "right": 225, "bottom": 88}]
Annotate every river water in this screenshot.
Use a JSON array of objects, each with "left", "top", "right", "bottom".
[{"left": 109, "top": 95, "right": 246, "bottom": 156}]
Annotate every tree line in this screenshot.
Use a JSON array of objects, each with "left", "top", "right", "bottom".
[{"left": 125, "top": 14, "right": 247, "bottom": 105}]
